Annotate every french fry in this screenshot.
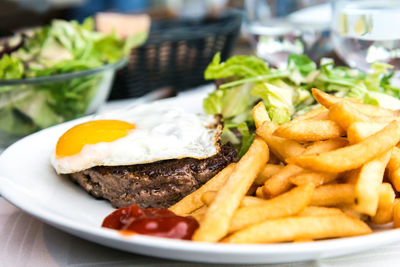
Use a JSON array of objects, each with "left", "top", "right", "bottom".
[
  {"left": 229, "top": 184, "right": 314, "bottom": 232},
  {"left": 184, "top": 90, "right": 400, "bottom": 244},
  {"left": 343, "top": 169, "right": 360, "bottom": 184},
  {"left": 328, "top": 101, "right": 371, "bottom": 130},
  {"left": 347, "top": 122, "right": 387, "bottom": 144},
  {"left": 340, "top": 205, "right": 368, "bottom": 221},
  {"left": 240, "top": 196, "right": 268, "bottom": 207},
  {"left": 254, "top": 164, "right": 284, "bottom": 185},
  {"left": 255, "top": 186, "right": 265, "bottom": 198},
  {"left": 255, "top": 120, "right": 277, "bottom": 136},
  {"left": 393, "top": 199, "right": 400, "bottom": 228},
  {"left": 202, "top": 187, "right": 324, "bottom": 225},
  {"left": 287, "top": 121, "right": 400, "bottom": 173},
  {"left": 387, "top": 147, "right": 400, "bottom": 192},
  {"left": 354, "top": 150, "right": 392, "bottom": 216},
  {"left": 371, "top": 183, "right": 395, "bottom": 224},
  {"left": 293, "top": 238, "right": 314, "bottom": 243},
  {"left": 290, "top": 171, "right": 339, "bottom": 186},
  {"left": 312, "top": 88, "right": 360, "bottom": 107},
  {"left": 189, "top": 206, "right": 207, "bottom": 222},
  {"left": 264, "top": 138, "right": 348, "bottom": 197},
  {"left": 201, "top": 191, "right": 268, "bottom": 208},
  {"left": 312, "top": 88, "right": 399, "bottom": 117},
  {"left": 311, "top": 184, "right": 356, "bottom": 206},
  {"left": 200, "top": 190, "right": 217, "bottom": 205},
  {"left": 329, "top": 101, "right": 400, "bottom": 131},
  {"left": 263, "top": 164, "right": 304, "bottom": 197},
  {"left": 169, "top": 163, "right": 235, "bottom": 215},
  {"left": 202, "top": 190, "right": 326, "bottom": 210},
  {"left": 192, "top": 137, "right": 269, "bottom": 242},
  {"left": 303, "top": 138, "right": 348, "bottom": 154},
  {"left": 292, "top": 106, "right": 328, "bottom": 121},
  {"left": 256, "top": 121, "right": 305, "bottom": 161},
  {"left": 252, "top": 102, "right": 270, "bottom": 128},
  {"left": 223, "top": 214, "right": 371, "bottom": 244},
  {"left": 297, "top": 206, "right": 343, "bottom": 217},
  {"left": 274, "top": 120, "right": 345, "bottom": 141},
  {"left": 309, "top": 111, "right": 330, "bottom": 121}
]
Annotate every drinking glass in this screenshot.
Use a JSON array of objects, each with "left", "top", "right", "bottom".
[
  {"left": 331, "top": 0, "right": 400, "bottom": 72},
  {"left": 244, "top": 0, "right": 331, "bottom": 68}
]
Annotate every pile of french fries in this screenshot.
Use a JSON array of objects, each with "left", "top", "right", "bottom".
[{"left": 169, "top": 88, "right": 400, "bottom": 243}]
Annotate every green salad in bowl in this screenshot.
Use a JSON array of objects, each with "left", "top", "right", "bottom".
[{"left": 0, "top": 17, "right": 146, "bottom": 147}]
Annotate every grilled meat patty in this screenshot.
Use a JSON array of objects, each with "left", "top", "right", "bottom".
[{"left": 69, "top": 143, "right": 238, "bottom": 208}]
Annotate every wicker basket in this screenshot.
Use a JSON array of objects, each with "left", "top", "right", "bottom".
[{"left": 109, "top": 9, "right": 243, "bottom": 99}]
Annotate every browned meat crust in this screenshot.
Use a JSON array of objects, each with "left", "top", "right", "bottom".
[{"left": 69, "top": 143, "right": 238, "bottom": 208}]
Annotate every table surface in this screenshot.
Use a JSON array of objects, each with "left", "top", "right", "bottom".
[{"left": 2, "top": 87, "right": 400, "bottom": 267}]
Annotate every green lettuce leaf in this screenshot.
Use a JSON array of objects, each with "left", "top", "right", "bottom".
[
  {"left": 288, "top": 54, "right": 316, "bottom": 77},
  {"left": 346, "top": 63, "right": 400, "bottom": 109},
  {"left": 365, "top": 62, "right": 393, "bottom": 91},
  {"left": 10, "top": 17, "right": 146, "bottom": 78},
  {"left": 204, "top": 52, "right": 270, "bottom": 80},
  {"left": 287, "top": 54, "right": 317, "bottom": 84},
  {"left": 237, "top": 122, "right": 254, "bottom": 158},
  {"left": 251, "top": 83, "right": 294, "bottom": 124},
  {"left": 203, "top": 83, "right": 257, "bottom": 119},
  {"left": 202, "top": 52, "right": 400, "bottom": 156},
  {"left": 0, "top": 55, "right": 24, "bottom": 79}
]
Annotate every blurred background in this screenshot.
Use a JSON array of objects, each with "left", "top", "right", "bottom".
[
  {"left": 0, "top": 0, "right": 330, "bottom": 57},
  {"left": 0, "top": 0, "right": 333, "bottom": 93},
  {"left": 3, "top": 0, "right": 400, "bottom": 91},
  {"left": 2, "top": 0, "right": 400, "bottom": 147}
]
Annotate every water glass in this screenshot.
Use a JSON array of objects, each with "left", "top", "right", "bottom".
[
  {"left": 244, "top": 0, "right": 331, "bottom": 68},
  {"left": 331, "top": 0, "right": 400, "bottom": 72}
]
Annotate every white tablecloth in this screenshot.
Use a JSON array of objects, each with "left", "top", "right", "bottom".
[{"left": 2, "top": 86, "right": 400, "bottom": 266}]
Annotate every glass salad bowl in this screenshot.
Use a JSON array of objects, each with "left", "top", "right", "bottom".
[{"left": 0, "top": 59, "right": 127, "bottom": 148}]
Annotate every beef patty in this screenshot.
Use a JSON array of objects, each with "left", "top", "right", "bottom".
[{"left": 69, "top": 143, "right": 238, "bottom": 209}]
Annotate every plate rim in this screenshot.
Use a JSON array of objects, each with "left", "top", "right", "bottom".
[
  {"left": 3, "top": 166, "right": 400, "bottom": 263},
  {"left": 2, "top": 94, "right": 400, "bottom": 264}
]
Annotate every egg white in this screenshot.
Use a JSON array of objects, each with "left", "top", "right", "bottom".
[{"left": 51, "top": 102, "right": 221, "bottom": 174}]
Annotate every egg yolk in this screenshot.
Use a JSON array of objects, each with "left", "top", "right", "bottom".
[{"left": 56, "top": 120, "right": 135, "bottom": 158}]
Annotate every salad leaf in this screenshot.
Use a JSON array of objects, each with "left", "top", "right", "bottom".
[
  {"left": 220, "top": 126, "right": 240, "bottom": 146},
  {"left": 203, "top": 88, "right": 225, "bottom": 115},
  {"left": 124, "top": 31, "right": 148, "bottom": 55},
  {"left": 237, "top": 122, "right": 254, "bottom": 158},
  {"left": 203, "top": 83, "right": 257, "bottom": 119},
  {"left": 0, "top": 55, "right": 24, "bottom": 79},
  {"left": 251, "top": 83, "right": 294, "bottom": 124},
  {"left": 5, "top": 17, "right": 145, "bottom": 79},
  {"left": 316, "top": 59, "right": 400, "bottom": 109},
  {"left": 367, "top": 90, "right": 400, "bottom": 109},
  {"left": 204, "top": 52, "right": 270, "bottom": 80},
  {"left": 219, "top": 71, "right": 288, "bottom": 89},
  {"left": 287, "top": 54, "right": 317, "bottom": 77},
  {"left": 0, "top": 17, "right": 147, "bottom": 140},
  {"left": 365, "top": 62, "right": 393, "bottom": 91},
  {"left": 203, "top": 53, "right": 400, "bottom": 156}
]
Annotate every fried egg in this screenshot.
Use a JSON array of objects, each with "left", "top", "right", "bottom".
[{"left": 51, "top": 102, "right": 221, "bottom": 174}]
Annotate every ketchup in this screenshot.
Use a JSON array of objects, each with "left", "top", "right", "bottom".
[{"left": 102, "top": 205, "right": 199, "bottom": 240}]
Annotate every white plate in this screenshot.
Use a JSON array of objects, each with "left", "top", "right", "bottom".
[{"left": 1, "top": 91, "right": 400, "bottom": 264}]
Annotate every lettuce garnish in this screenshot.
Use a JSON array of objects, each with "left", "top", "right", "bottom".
[{"left": 204, "top": 53, "right": 400, "bottom": 154}]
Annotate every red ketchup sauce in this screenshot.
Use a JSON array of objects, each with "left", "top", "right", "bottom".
[{"left": 102, "top": 205, "right": 199, "bottom": 240}]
